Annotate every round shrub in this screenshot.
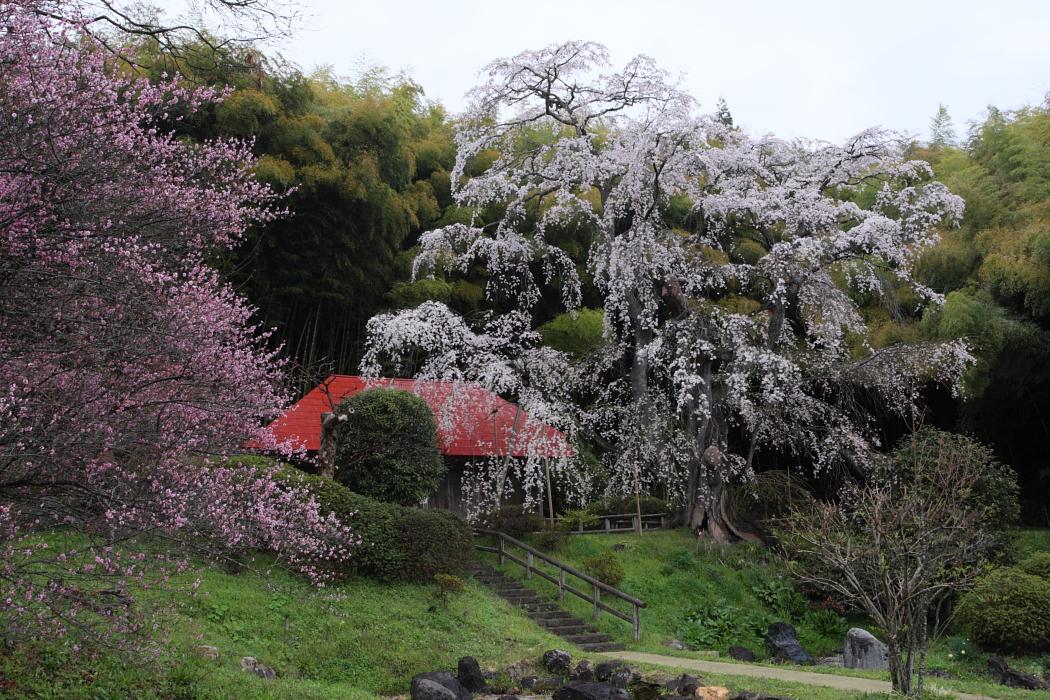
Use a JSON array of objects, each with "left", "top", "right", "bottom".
[
  {"left": 956, "top": 568, "right": 1050, "bottom": 652},
  {"left": 332, "top": 388, "right": 445, "bottom": 506},
  {"left": 393, "top": 507, "right": 473, "bottom": 581},
  {"left": 582, "top": 552, "right": 625, "bottom": 588},
  {"left": 1018, "top": 552, "right": 1050, "bottom": 579}
]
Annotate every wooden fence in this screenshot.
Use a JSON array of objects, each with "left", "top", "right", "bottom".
[
  {"left": 551, "top": 512, "right": 670, "bottom": 534},
  {"left": 474, "top": 528, "right": 646, "bottom": 640}
]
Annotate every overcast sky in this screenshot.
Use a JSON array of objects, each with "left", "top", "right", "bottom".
[{"left": 266, "top": 0, "right": 1049, "bottom": 143}]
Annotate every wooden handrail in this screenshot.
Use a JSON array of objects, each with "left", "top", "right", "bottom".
[{"left": 474, "top": 528, "right": 645, "bottom": 641}]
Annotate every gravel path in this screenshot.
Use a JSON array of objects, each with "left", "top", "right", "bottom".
[{"left": 604, "top": 650, "right": 994, "bottom": 699}]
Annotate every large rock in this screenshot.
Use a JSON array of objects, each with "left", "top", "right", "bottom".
[
  {"left": 457, "top": 656, "right": 487, "bottom": 692},
  {"left": 843, "top": 628, "right": 888, "bottom": 670},
  {"left": 764, "top": 622, "right": 812, "bottom": 664},
  {"left": 988, "top": 656, "right": 1050, "bottom": 690},
  {"left": 727, "top": 646, "right": 756, "bottom": 662},
  {"left": 663, "top": 673, "right": 702, "bottom": 696},
  {"left": 413, "top": 679, "right": 459, "bottom": 700},
  {"left": 552, "top": 681, "right": 630, "bottom": 700},
  {"left": 694, "top": 688, "right": 729, "bottom": 700},
  {"left": 411, "top": 672, "right": 472, "bottom": 700},
  {"left": 240, "top": 656, "right": 276, "bottom": 679},
  {"left": 571, "top": 660, "right": 594, "bottom": 682},
  {"left": 543, "top": 649, "right": 573, "bottom": 676},
  {"left": 594, "top": 660, "right": 626, "bottom": 682}
]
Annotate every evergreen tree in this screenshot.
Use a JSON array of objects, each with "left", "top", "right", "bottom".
[{"left": 930, "top": 103, "right": 957, "bottom": 147}]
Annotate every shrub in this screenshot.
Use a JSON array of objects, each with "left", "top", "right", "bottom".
[
  {"left": 1018, "top": 552, "right": 1050, "bottom": 579},
  {"left": 431, "top": 573, "right": 465, "bottom": 609},
  {"left": 476, "top": 504, "right": 544, "bottom": 537},
  {"left": 264, "top": 465, "right": 471, "bottom": 582},
  {"left": 534, "top": 528, "right": 564, "bottom": 551},
  {"left": 956, "top": 568, "right": 1050, "bottom": 652},
  {"left": 333, "top": 388, "right": 446, "bottom": 506},
  {"left": 559, "top": 508, "right": 598, "bottom": 532},
  {"left": 587, "top": 495, "right": 668, "bottom": 516},
  {"left": 582, "top": 552, "right": 625, "bottom": 587}
]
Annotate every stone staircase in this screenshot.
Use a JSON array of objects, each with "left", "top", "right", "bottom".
[{"left": 469, "top": 561, "right": 626, "bottom": 652}]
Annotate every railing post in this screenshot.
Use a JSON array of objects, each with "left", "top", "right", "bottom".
[
  {"left": 558, "top": 569, "right": 565, "bottom": 602},
  {"left": 604, "top": 517, "right": 610, "bottom": 532},
  {"left": 498, "top": 536, "right": 505, "bottom": 565},
  {"left": 633, "top": 514, "right": 640, "bottom": 532},
  {"left": 593, "top": 584, "right": 601, "bottom": 621},
  {"left": 526, "top": 551, "right": 533, "bottom": 579},
  {"left": 632, "top": 604, "right": 640, "bottom": 641}
]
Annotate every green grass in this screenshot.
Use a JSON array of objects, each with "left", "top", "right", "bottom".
[
  {"left": 488, "top": 528, "right": 853, "bottom": 658},
  {"left": 0, "top": 540, "right": 565, "bottom": 699},
  {"left": 483, "top": 528, "right": 1050, "bottom": 700}
]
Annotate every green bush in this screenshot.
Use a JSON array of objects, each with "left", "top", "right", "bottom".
[
  {"left": 263, "top": 465, "right": 471, "bottom": 582},
  {"left": 582, "top": 552, "right": 625, "bottom": 588},
  {"left": 333, "top": 388, "right": 446, "bottom": 506},
  {"left": 880, "top": 428, "right": 1020, "bottom": 534},
  {"left": 587, "top": 495, "right": 668, "bottom": 516},
  {"left": 1018, "top": 552, "right": 1050, "bottom": 579},
  {"left": 476, "top": 504, "right": 544, "bottom": 537},
  {"left": 956, "top": 567, "right": 1050, "bottom": 652}
]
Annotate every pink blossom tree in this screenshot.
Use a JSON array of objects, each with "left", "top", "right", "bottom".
[
  {"left": 362, "top": 41, "right": 972, "bottom": 539},
  {"left": 0, "top": 1, "right": 353, "bottom": 644}
]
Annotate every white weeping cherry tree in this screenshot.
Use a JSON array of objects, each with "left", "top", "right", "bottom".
[{"left": 362, "top": 41, "right": 972, "bottom": 538}]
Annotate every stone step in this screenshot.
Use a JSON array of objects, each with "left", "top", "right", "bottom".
[
  {"left": 579, "top": 641, "right": 626, "bottom": 652},
  {"left": 527, "top": 611, "right": 574, "bottom": 622},
  {"left": 544, "top": 624, "right": 597, "bottom": 636},
  {"left": 564, "top": 632, "right": 614, "bottom": 645}
]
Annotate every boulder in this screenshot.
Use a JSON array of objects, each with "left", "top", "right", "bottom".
[
  {"left": 843, "top": 628, "right": 888, "bottom": 670},
  {"left": 988, "top": 656, "right": 1050, "bottom": 690},
  {"left": 413, "top": 679, "right": 459, "bottom": 700},
  {"left": 663, "top": 639, "right": 688, "bottom": 650},
  {"left": 240, "top": 656, "right": 276, "bottom": 680},
  {"left": 195, "top": 644, "right": 220, "bottom": 660},
  {"left": 552, "top": 681, "right": 630, "bottom": 700},
  {"left": 572, "top": 660, "right": 595, "bottom": 682},
  {"left": 594, "top": 660, "right": 626, "bottom": 682},
  {"left": 764, "top": 622, "right": 812, "bottom": 664},
  {"left": 543, "top": 649, "right": 573, "bottom": 676},
  {"left": 817, "top": 654, "right": 844, "bottom": 667},
  {"left": 607, "top": 667, "right": 633, "bottom": 689},
  {"left": 532, "top": 676, "right": 564, "bottom": 692},
  {"left": 676, "top": 674, "right": 703, "bottom": 696},
  {"left": 727, "top": 646, "right": 756, "bottom": 662},
  {"left": 411, "top": 672, "right": 472, "bottom": 700},
  {"left": 612, "top": 543, "right": 627, "bottom": 551},
  {"left": 458, "top": 656, "right": 487, "bottom": 692},
  {"left": 694, "top": 688, "right": 729, "bottom": 700},
  {"left": 629, "top": 679, "right": 663, "bottom": 700}
]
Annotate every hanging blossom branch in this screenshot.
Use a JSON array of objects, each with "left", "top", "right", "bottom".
[
  {"left": 362, "top": 40, "right": 972, "bottom": 539},
  {"left": 0, "top": 1, "right": 355, "bottom": 646}
]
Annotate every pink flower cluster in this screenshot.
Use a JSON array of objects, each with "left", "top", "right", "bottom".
[{"left": 0, "top": 1, "right": 354, "bottom": 642}]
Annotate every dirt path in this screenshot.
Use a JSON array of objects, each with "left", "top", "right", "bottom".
[{"left": 604, "top": 650, "right": 994, "bottom": 700}]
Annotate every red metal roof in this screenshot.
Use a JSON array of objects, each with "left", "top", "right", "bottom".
[{"left": 259, "top": 375, "right": 574, "bottom": 458}]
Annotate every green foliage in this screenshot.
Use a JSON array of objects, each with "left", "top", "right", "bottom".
[
  {"left": 957, "top": 567, "right": 1050, "bottom": 652},
  {"left": 476, "top": 505, "right": 544, "bottom": 537},
  {"left": 586, "top": 495, "right": 668, "bottom": 516},
  {"left": 879, "top": 428, "right": 1020, "bottom": 535},
  {"left": 264, "top": 465, "right": 471, "bottom": 582},
  {"left": 581, "top": 551, "right": 625, "bottom": 587},
  {"left": 431, "top": 573, "right": 465, "bottom": 609},
  {"left": 1018, "top": 551, "right": 1050, "bottom": 579},
  {"left": 333, "top": 388, "right": 445, "bottom": 506},
  {"left": 538, "top": 308, "right": 605, "bottom": 357},
  {"left": 534, "top": 527, "right": 564, "bottom": 551},
  {"left": 559, "top": 508, "right": 599, "bottom": 531}
]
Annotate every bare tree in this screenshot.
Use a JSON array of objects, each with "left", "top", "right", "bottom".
[{"left": 776, "top": 431, "right": 1012, "bottom": 695}]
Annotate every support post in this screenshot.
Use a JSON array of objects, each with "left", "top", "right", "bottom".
[
  {"left": 593, "top": 584, "right": 601, "bottom": 621},
  {"left": 498, "top": 536, "right": 505, "bottom": 565},
  {"left": 632, "top": 604, "right": 640, "bottom": 641},
  {"left": 526, "top": 551, "right": 533, "bottom": 579},
  {"left": 558, "top": 569, "right": 565, "bottom": 603}
]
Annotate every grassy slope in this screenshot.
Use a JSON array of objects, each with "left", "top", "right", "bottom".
[
  {"left": 489, "top": 528, "right": 1050, "bottom": 700},
  {"left": 1, "top": 546, "right": 566, "bottom": 699}
]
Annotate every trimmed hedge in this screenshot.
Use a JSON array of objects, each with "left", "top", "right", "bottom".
[
  {"left": 956, "top": 567, "right": 1050, "bottom": 652},
  {"left": 250, "top": 461, "right": 472, "bottom": 582}
]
